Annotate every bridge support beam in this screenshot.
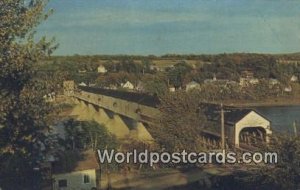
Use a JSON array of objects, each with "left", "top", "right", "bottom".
[
  {"left": 71, "top": 99, "right": 93, "bottom": 121},
  {"left": 70, "top": 97, "right": 154, "bottom": 142},
  {"left": 130, "top": 122, "right": 154, "bottom": 142},
  {"left": 103, "top": 112, "right": 130, "bottom": 138}
]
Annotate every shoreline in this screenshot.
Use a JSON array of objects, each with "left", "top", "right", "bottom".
[{"left": 224, "top": 98, "right": 300, "bottom": 107}]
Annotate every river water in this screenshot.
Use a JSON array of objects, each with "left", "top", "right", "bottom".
[{"left": 255, "top": 105, "right": 300, "bottom": 134}]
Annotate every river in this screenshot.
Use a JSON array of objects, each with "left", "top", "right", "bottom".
[{"left": 255, "top": 105, "right": 300, "bottom": 134}]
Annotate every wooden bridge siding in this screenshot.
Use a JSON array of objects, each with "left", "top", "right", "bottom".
[{"left": 74, "top": 91, "right": 160, "bottom": 124}]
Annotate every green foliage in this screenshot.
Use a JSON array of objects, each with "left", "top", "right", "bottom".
[
  {"left": 53, "top": 150, "right": 82, "bottom": 173},
  {"left": 250, "top": 136, "right": 300, "bottom": 189},
  {"left": 149, "top": 91, "right": 207, "bottom": 152},
  {"left": 167, "top": 61, "right": 192, "bottom": 88},
  {"left": 63, "top": 119, "right": 119, "bottom": 151},
  {"left": 0, "top": 0, "right": 56, "bottom": 189},
  {"left": 142, "top": 74, "right": 168, "bottom": 95},
  {"left": 62, "top": 120, "right": 120, "bottom": 172}
]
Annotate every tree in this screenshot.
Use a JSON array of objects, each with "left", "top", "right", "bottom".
[
  {"left": 141, "top": 59, "right": 153, "bottom": 74},
  {"left": 142, "top": 74, "right": 168, "bottom": 96},
  {"left": 167, "top": 62, "right": 192, "bottom": 88},
  {"left": 61, "top": 120, "right": 120, "bottom": 172},
  {"left": 250, "top": 135, "right": 300, "bottom": 189},
  {"left": 63, "top": 120, "right": 119, "bottom": 151},
  {"left": 149, "top": 91, "right": 207, "bottom": 152},
  {"left": 81, "top": 121, "right": 119, "bottom": 150},
  {"left": 0, "top": 1, "right": 55, "bottom": 189}
]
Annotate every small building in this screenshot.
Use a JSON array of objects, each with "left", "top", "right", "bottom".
[
  {"left": 239, "top": 70, "right": 260, "bottom": 87},
  {"left": 97, "top": 65, "right": 107, "bottom": 74},
  {"left": 52, "top": 150, "right": 100, "bottom": 190},
  {"left": 284, "top": 85, "right": 292, "bottom": 92},
  {"left": 169, "top": 86, "right": 176, "bottom": 92},
  {"left": 78, "top": 69, "right": 87, "bottom": 73},
  {"left": 121, "top": 81, "right": 134, "bottom": 90},
  {"left": 108, "top": 84, "right": 117, "bottom": 90},
  {"left": 186, "top": 81, "right": 200, "bottom": 91},
  {"left": 79, "top": 82, "right": 87, "bottom": 87},
  {"left": 249, "top": 78, "right": 259, "bottom": 85},
  {"left": 269, "top": 78, "right": 280, "bottom": 86},
  {"left": 290, "top": 75, "right": 298, "bottom": 82}
]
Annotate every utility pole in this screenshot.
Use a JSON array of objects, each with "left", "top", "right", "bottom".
[
  {"left": 221, "top": 103, "right": 225, "bottom": 150},
  {"left": 293, "top": 120, "right": 297, "bottom": 137},
  {"left": 211, "top": 102, "right": 230, "bottom": 150}
]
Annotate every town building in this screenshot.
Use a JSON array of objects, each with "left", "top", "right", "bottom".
[
  {"left": 284, "top": 85, "right": 292, "bottom": 92},
  {"left": 97, "top": 65, "right": 107, "bottom": 74},
  {"left": 121, "top": 81, "right": 135, "bottom": 90},
  {"left": 169, "top": 86, "right": 176, "bottom": 92},
  {"left": 239, "top": 70, "right": 259, "bottom": 87},
  {"left": 185, "top": 81, "right": 201, "bottom": 91},
  {"left": 290, "top": 75, "right": 298, "bottom": 82},
  {"left": 269, "top": 78, "right": 280, "bottom": 86},
  {"left": 79, "top": 82, "right": 87, "bottom": 86}
]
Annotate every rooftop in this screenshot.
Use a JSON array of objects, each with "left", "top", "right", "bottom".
[
  {"left": 78, "top": 86, "right": 160, "bottom": 107},
  {"left": 201, "top": 103, "right": 269, "bottom": 125},
  {"left": 53, "top": 150, "right": 100, "bottom": 174}
]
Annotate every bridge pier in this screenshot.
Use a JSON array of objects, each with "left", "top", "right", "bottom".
[
  {"left": 71, "top": 99, "right": 93, "bottom": 121},
  {"left": 70, "top": 88, "right": 160, "bottom": 144},
  {"left": 130, "top": 122, "right": 154, "bottom": 142},
  {"left": 104, "top": 112, "right": 131, "bottom": 138}
]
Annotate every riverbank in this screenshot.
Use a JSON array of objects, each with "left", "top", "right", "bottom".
[{"left": 224, "top": 97, "right": 300, "bottom": 107}]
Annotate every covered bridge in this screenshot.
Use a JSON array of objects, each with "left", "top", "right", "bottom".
[{"left": 202, "top": 103, "right": 272, "bottom": 148}]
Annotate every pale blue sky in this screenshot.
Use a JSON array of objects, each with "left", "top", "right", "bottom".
[{"left": 37, "top": 0, "right": 300, "bottom": 55}]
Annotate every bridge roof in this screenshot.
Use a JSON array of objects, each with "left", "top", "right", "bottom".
[
  {"left": 200, "top": 103, "right": 270, "bottom": 125},
  {"left": 78, "top": 86, "right": 160, "bottom": 107}
]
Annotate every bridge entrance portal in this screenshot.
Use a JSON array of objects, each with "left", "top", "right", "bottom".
[{"left": 239, "top": 127, "right": 266, "bottom": 147}]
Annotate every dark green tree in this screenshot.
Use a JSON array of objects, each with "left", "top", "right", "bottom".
[
  {"left": 0, "top": 1, "right": 55, "bottom": 189},
  {"left": 167, "top": 61, "right": 192, "bottom": 88},
  {"left": 63, "top": 120, "right": 119, "bottom": 151},
  {"left": 250, "top": 136, "right": 300, "bottom": 189}
]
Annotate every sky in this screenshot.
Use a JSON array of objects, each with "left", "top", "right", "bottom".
[{"left": 37, "top": 0, "right": 300, "bottom": 55}]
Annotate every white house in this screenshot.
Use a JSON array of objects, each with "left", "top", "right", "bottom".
[
  {"left": 284, "top": 85, "right": 292, "bottom": 92},
  {"left": 79, "top": 82, "right": 87, "bottom": 86},
  {"left": 290, "top": 75, "right": 298, "bottom": 82},
  {"left": 269, "top": 78, "right": 280, "bottom": 86},
  {"left": 185, "top": 81, "right": 200, "bottom": 91},
  {"left": 52, "top": 150, "right": 100, "bottom": 190},
  {"left": 249, "top": 78, "right": 259, "bottom": 85},
  {"left": 97, "top": 65, "right": 107, "bottom": 73},
  {"left": 121, "top": 81, "right": 134, "bottom": 90},
  {"left": 169, "top": 86, "right": 176, "bottom": 92}
]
